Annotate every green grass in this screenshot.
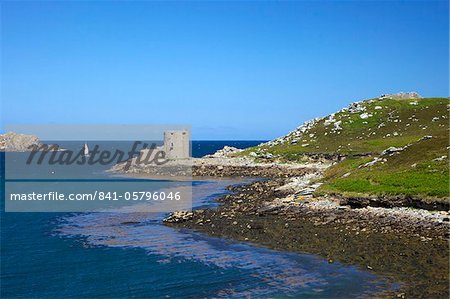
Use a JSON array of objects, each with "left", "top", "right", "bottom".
[
  {"left": 319, "top": 169, "right": 448, "bottom": 198},
  {"left": 317, "top": 133, "right": 449, "bottom": 200},
  {"left": 241, "top": 97, "right": 448, "bottom": 157},
  {"left": 242, "top": 97, "right": 450, "bottom": 200}
]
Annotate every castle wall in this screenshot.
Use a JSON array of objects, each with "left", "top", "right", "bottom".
[{"left": 163, "top": 130, "right": 190, "bottom": 159}]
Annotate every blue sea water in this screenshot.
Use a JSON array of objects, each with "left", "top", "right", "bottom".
[{"left": 1, "top": 141, "right": 393, "bottom": 298}]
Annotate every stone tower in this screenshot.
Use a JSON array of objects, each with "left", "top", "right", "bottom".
[{"left": 163, "top": 130, "right": 190, "bottom": 159}]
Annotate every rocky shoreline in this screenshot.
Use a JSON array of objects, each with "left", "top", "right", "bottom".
[
  {"left": 192, "top": 163, "right": 321, "bottom": 178},
  {"left": 166, "top": 178, "right": 449, "bottom": 239},
  {"left": 165, "top": 177, "right": 449, "bottom": 298},
  {"left": 110, "top": 150, "right": 328, "bottom": 178}
]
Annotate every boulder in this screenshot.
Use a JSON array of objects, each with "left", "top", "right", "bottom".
[
  {"left": 381, "top": 146, "right": 404, "bottom": 156},
  {"left": 163, "top": 210, "right": 194, "bottom": 223}
]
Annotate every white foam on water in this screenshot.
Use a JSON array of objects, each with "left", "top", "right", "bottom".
[{"left": 55, "top": 179, "right": 392, "bottom": 298}]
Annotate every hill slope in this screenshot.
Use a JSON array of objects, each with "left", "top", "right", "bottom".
[{"left": 240, "top": 94, "right": 449, "bottom": 202}]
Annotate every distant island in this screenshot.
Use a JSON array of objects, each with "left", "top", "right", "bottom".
[{"left": 0, "top": 132, "right": 41, "bottom": 152}]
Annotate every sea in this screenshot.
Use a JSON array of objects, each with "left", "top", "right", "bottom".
[{"left": 1, "top": 141, "right": 393, "bottom": 298}]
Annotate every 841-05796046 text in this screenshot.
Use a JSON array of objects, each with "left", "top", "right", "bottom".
[{"left": 9, "top": 191, "right": 182, "bottom": 201}]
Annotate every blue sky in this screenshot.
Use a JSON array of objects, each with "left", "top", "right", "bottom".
[{"left": 1, "top": 1, "right": 448, "bottom": 140}]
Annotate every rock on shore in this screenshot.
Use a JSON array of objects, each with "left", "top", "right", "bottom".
[{"left": 164, "top": 210, "right": 194, "bottom": 223}]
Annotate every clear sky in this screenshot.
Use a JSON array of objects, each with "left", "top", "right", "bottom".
[{"left": 1, "top": 1, "right": 448, "bottom": 140}]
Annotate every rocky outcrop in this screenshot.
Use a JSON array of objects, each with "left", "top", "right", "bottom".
[
  {"left": 261, "top": 117, "right": 322, "bottom": 148},
  {"left": 0, "top": 132, "right": 40, "bottom": 152},
  {"left": 203, "top": 146, "right": 243, "bottom": 158},
  {"left": 250, "top": 92, "right": 428, "bottom": 157},
  {"left": 379, "top": 92, "right": 422, "bottom": 99},
  {"left": 381, "top": 146, "right": 404, "bottom": 156}
]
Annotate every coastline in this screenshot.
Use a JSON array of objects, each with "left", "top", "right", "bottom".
[
  {"left": 111, "top": 155, "right": 449, "bottom": 298},
  {"left": 167, "top": 173, "right": 448, "bottom": 298}
]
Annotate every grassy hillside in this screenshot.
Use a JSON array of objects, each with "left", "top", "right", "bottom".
[
  {"left": 241, "top": 96, "right": 449, "bottom": 201},
  {"left": 317, "top": 134, "right": 449, "bottom": 200}
]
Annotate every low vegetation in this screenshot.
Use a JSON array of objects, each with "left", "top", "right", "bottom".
[{"left": 240, "top": 96, "right": 450, "bottom": 201}]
